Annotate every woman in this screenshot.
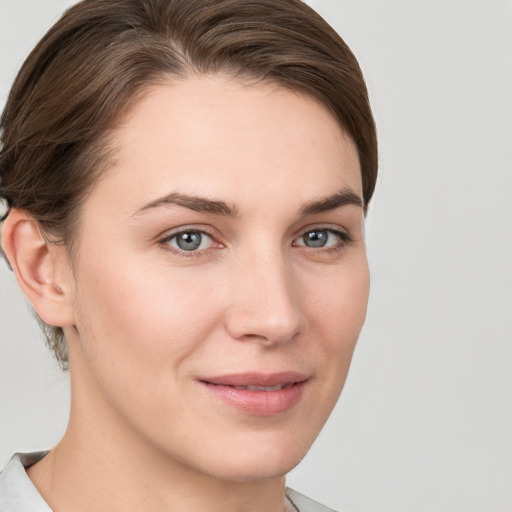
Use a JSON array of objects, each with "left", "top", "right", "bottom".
[{"left": 0, "top": 0, "right": 377, "bottom": 510}]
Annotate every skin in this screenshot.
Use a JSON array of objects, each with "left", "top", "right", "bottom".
[{"left": 3, "top": 74, "right": 369, "bottom": 512}]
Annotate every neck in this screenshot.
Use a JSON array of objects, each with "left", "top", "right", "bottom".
[{"left": 27, "top": 357, "right": 287, "bottom": 512}]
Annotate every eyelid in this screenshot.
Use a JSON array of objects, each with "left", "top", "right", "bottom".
[
  {"left": 156, "top": 223, "right": 352, "bottom": 257},
  {"left": 294, "top": 224, "right": 352, "bottom": 240},
  {"left": 158, "top": 225, "right": 224, "bottom": 255},
  {"left": 292, "top": 225, "right": 352, "bottom": 249}
]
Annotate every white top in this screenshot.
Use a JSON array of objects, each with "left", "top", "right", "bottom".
[{"left": 0, "top": 452, "right": 336, "bottom": 512}]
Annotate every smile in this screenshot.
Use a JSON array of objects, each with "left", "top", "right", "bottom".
[
  {"left": 231, "top": 383, "right": 293, "bottom": 391},
  {"left": 199, "top": 372, "right": 308, "bottom": 416}
]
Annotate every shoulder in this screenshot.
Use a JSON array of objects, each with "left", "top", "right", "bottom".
[
  {"left": 285, "top": 487, "right": 338, "bottom": 512},
  {"left": 0, "top": 452, "right": 51, "bottom": 511}
]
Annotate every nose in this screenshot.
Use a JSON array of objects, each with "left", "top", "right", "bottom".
[{"left": 224, "top": 250, "right": 306, "bottom": 346}]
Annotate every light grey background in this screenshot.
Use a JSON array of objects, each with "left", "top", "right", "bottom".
[{"left": 1, "top": 1, "right": 511, "bottom": 511}]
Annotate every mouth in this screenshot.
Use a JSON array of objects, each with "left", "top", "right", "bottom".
[
  {"left": 198, "top": 372, "right": 309, "bottom": 416},
  {"left": 229, "top": 383, "right": 294, "bottom": 391}
]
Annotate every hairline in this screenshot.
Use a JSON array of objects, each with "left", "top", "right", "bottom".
[{"left": 59, "top": 70, "right": 366, "bottom": 267}]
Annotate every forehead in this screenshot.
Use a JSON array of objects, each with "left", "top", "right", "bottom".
[{"left": 91, "top": 74, "right": 362, "bottom": 215}]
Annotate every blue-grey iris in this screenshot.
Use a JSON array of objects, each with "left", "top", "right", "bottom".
[
  {"left": 176, "top": 232, "right": 202, "bottom": 251},
  {"left": 303, "top": 230, "right": 328, "bottom": 247}
]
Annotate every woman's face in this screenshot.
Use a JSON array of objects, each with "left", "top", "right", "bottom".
[{"left": 64, "top": 75, "right": 369, "bottom": 481}]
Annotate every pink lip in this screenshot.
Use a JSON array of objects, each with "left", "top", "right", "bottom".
[{"left": 199, "top": 372, "right": 308, "bottom": 416}]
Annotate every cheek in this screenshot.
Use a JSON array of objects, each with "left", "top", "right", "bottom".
[
  {"left": 302, "top": 257, "right": 369, "bottom": 388},
  {"left": 309, "top": 258, "right": 370, "bottom": 341},
  {"left": 73, "top": 256, "right": 224, "bottom": 382}
]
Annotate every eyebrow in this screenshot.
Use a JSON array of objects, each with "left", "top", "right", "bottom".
[
  {"left": 132, "top": 187, "right": 363, "bottom": 219},
  {"left": 299, "top": 188, "right": 364, "bottom": 216},
  {"left": 132, "top": 192, "right": 239, "bottom": 217}
]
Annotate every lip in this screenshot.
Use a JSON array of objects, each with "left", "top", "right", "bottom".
[{"left": 199, "top": 372, "right": 309, "bottom": 416}]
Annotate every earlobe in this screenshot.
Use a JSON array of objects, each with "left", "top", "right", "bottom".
[{"left": 1, "top": 209, "right": 75, "bottom": 327}]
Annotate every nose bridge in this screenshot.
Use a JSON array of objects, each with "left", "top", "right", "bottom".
[{"left": 225, "top": 244, "right": 303, "bottom": 345}]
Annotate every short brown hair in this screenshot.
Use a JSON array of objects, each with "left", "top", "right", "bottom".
[{"left": 0, "top": 0, "right": 378, "bottom": 369}]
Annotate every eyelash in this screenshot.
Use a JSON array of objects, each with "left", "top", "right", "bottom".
[
  {"left": 293, "top": 227, "right": 353, "bottom": 256},
  {"left": 159, "top": 227, "right": 220, "bottom": 258},
  {"left": 158, "top": 226, "right": 352, "bottom": 257}
]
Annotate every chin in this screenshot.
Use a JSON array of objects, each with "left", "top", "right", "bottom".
[
  {"left": 191, "top": 427, "right": 316, "bottom": 483},
  {"left": 210, "top": 452, "right": 305, "bottom": 484}
]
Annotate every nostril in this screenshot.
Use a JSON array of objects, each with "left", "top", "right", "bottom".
[{"left": 225, "top": 309, "right": 303, "bottom": 346}]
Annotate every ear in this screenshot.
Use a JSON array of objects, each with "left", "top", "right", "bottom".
[{"left": 1, "top": 209, "right": 76, "bottom": 327}]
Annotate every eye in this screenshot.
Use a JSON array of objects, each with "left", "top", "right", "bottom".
[
  {"left": 163, "top": 230, "right": 215, "bottom": 252},
  {"left": 294, "top": 228, "right": 350, "bottom": 249}
]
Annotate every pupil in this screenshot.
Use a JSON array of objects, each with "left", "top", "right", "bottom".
[
  {"left": 304, "top": 230, "right": 327, "bottom": 247},
  {"left": 177, "top": 232, "right": 202, "bottom": 251}
]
